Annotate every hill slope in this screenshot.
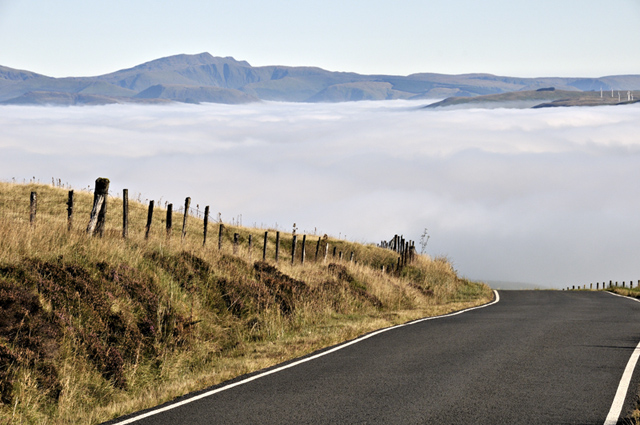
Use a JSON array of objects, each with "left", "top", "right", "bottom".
[
  {"left": 2, "top": 53, "right": 640, "bottom": 105},
  {"left": 425, "top": 89, "right": 640, "bottom": 109},
  {"left": 0, "top": 181, "right": 492, "bottom": 424}
]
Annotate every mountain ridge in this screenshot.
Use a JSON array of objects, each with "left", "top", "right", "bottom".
[{"left": 2, "top": 52, "right": 640, "bottom": 105}]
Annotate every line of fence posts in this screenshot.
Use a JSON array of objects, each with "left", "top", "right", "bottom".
[
  {"left": 21, "top": 179, "right": 376, "bottom": 269},
  {"left": 378, "top": 234, "right": 417, "bottom": 273},
  {"left": 567, "top": 280, "right": 639, "bottom": 291}
]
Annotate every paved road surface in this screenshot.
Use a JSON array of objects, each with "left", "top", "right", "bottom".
[{"left": 107, "top": 291, "right": 640, "bottom": 424}]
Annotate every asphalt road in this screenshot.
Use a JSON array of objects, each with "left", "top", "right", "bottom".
[{"left": 108, "top": 291, "right": 640, "bottom": 424}]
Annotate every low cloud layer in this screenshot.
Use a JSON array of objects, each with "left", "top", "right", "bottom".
[{"left": 2, "top": 100, "right": 639, "bottom": 288}]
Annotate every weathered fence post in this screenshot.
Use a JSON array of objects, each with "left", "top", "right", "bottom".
[
  {"left": 29, "top": 191, "right": 37, "bottom": 226},
  {"left": 333, "top": 246, "right": 337, "bottom": 258},
  {"left": 301, "top": 235, "right": 306, "bottom": 265},
  {"left": 315, "top": 237, "right": 321, "bottom": 261},
  {"left": 181, "top": 197, "right": 190, "bottom": 242},
  {"left": 350, "top": 252, "right": 354, "bottom": 263},
  {"left": 233, "top": 233, "right": 239, "bottom": 255},
  {"left": 339, "top": 251, "right": 343, "bottom": 261},
  {"left": 166, "top": 203, "right": 173, "bottom": 239},
  {"left": 67, "top": 190, "right": 74, "bottom": 231},
  {"left": 86, "top": 178, "right": 109, "bottom": 236},
  {"left": 263, "top": 231, "right": 268, "bottom": 261},
  {"left": 248, "top": 234, "right": 253, "bottom": 259},
  {"left": 145, "top": 200, "right": 154, "bottom": 240},
  {"left": 122, "top": 189, "right": 128, "bottom": 239},
  {"left": 203, "top": 206, "right": 210, "bottom": 247},
  {"left": 218, "top": 224, "right": 224, "bottom": 250},
  {"left": 275, "top": 231, "right": 280, "bottom": 263},
  {"left": 291, "top": 235, "right": 298, "bottom": 265},
  {"left": 590, "top": 283, "right": 592, "bottom": 289},
  {"left": 324, "top": 242, "right": 329, "bottom": 263}
]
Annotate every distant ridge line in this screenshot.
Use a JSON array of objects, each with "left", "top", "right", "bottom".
[{"left": 2, "top": 52, "right": 640, "bottom": 105}]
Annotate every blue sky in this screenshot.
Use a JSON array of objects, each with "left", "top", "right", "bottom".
[{"left": 0, "top": 0, "right": 639, "bottom": 78}]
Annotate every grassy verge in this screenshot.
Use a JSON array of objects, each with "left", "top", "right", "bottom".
[{"left": 0, "top": 182, "right": 493, "bottom": 424}]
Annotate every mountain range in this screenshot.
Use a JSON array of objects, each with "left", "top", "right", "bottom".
[{"left": 2, "top": 52, "right": 640, "bottom": 105}]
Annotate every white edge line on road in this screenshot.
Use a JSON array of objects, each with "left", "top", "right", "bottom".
[
  {"left": 110, "top": 290, "right": 501, "bottom": 425},
  {"left": 604, "top": 291, "right": 640, "bottom": 425}
]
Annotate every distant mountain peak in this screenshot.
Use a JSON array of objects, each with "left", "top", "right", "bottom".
[{"left": 120, "top": 52, "right": 251, "bottom": 74}]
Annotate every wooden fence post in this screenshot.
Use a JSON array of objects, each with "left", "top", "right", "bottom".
[
  {"left": 248, "top": 234, "right": 253, "bottom": 259},
  {"left": 29, "top": 192, "right": 37, "bottom": 226},
  {"left": 166, "top": 203, "right": 173, "bottom": 239},
  {"left": 332, "top": 246, "right": 337, "bottom": 258},
  {"left": 350, "top": 252, "right": 354, "bottom": 263},
  {"left": 181, "top": 197, "right": 190, "bottom": 242},
  {"left": 233, "top": 233, "right": 239, "bottom": 255},
  {"left": 203, "top": 206, "right": 210, "bottom": 247},
  {"left": 145, "top": 200, "right": 154, "bottom": 239},
  {"left": 263, "top": 231, "right": 268, "bottom": 261},
  {"left": 67, "top": 190, "right": 74, "bottom": 231},
  {"left": 87, "top": 178, "right": 109, "bottom": 236},
  {"left": 301, "top": 235, "right": 306, "bottom": 265},
  {"left": 315, "top": 237, "right": 321, "bottom": 261},
  {"left": 218, "top": 224, "right": 224, "bottom": 250},
  {"left": 339, "top": 251, "right": 343, "bottom": 261},
  {"left": 122, "top": 189, "right": 128, "bottom": 239},
  {"left": 324, "top": 242, "right": 329, "bottom": 263},
  {"left": 275, "top": 231, "right": 280, "bottom": 263},
  {"left": 291, "top": 235, "right": 297, "bottom": 265}
]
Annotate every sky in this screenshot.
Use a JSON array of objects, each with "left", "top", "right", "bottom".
[
  {"left": 0, "top": 0, "right": 639, "bottom": 78},
  {"left": 2, "top": 100, "right": 640, "bottom": 289}
]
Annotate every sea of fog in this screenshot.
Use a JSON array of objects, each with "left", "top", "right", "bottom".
[{"left": 1, "top": 99, "right": 639, "bottom": 289}]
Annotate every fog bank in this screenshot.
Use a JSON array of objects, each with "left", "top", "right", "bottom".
[{"left": 1, "top": 100, "right": 639, "bottom": 288}]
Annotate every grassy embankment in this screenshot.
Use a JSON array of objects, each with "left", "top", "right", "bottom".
[{"left": 0, "top": 181, "right": 493, "bottom": 424}]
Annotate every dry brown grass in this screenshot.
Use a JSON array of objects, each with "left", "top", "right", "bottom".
[{"left": 0, "top": 181, "right": 493, "bottom": 424}]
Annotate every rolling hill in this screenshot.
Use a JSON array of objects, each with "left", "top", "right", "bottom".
[{"left": 2, "top": 52, "right": 640, "bottom": 105}]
